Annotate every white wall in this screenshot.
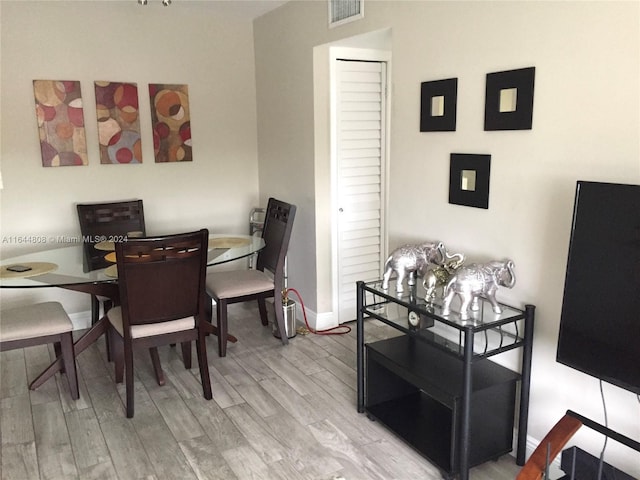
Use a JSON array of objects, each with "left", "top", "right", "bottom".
[
  {"left": 1, "top": 1, "right": 260, "bottom": 312},
  {"left": 254, "top": 0, "right": 640, "bottom": 475}
]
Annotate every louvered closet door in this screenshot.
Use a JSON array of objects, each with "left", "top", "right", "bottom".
[{"left": 336, "top": 59, "right": 386, "bottom": 323}]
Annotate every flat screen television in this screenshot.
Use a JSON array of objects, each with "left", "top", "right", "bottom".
[{"left": 557, "top": 180, "right": 640, "bottom": 394}]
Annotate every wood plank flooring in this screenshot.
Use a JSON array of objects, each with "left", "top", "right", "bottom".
[{"left": 0, "top": 303, "right": 521, "bottom": 480}]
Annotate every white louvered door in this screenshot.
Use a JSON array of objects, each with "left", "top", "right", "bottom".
[{"left": 336, "top": 59, "right": 387, "bottom": 323}]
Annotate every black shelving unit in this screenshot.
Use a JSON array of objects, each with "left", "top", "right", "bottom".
[{"left": 356, "top": 279, "right": 535, "bottom": 480}]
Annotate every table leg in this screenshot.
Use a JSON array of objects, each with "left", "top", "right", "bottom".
[
  {"left": 29, "top": 316, "right": 108, "bottom": 390},
  {"left": 201, "top": 321, "right": 238, "bottom": 343},
  {"left": 149, "top": 347, "right": 165, "bottom": 386},
  {"left": 203, "top": 295, "right": 238, "bottom": 343},
  {"left": 30, "top": 315, "right": 173, "bottom": 390},
  {"left": 30, "top": 284, "right": 238, "bottom": 391}
]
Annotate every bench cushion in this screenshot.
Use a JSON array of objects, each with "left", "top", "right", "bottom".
[
  {"left": 206, "top": 269, "right": 274, "bottom": 299},
  {"left": 0, "top": 301, "right": 73, "bottom": 342},
  {"left": 107, "top": 306, "right": 195, "bottom": 339}
]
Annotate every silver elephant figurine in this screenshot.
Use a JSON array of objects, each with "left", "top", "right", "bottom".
[
  {"left": 441, "top": 259, "right": 516, "bottom": 319},
  {"left": 423, "top": 251, "right": 465, "bottom": 302},
  {"left": 382, "top": 242, "right": 446, "bottom": 293}
]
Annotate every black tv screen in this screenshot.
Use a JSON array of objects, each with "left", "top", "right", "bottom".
[{"left": 557, "top": 181, "right": 640, "bottom": 394}]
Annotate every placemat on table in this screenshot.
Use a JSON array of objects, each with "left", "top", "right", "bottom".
[
  {"left": 0, "top": 262, "right": 58, "bottom": 279},
  {"left": 208, "top": 237, "right": 251, "bottom": 249},
  {"left": 94, "top": 240, "right": 115, "bottom": 251},
  {"left": 105, "top": 265, "right": 118, "bottom": 278}
]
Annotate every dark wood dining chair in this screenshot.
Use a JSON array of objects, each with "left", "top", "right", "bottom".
[
  {"left": 77, "top": 200, "right": 146, "bottom": 325},
  {"left": 0, "top": 302, "right": 79, "bottom": 400},
  {"left": 206, "top": 198, "right": 296, "bottom": 357},
  {"left": 106, "top": 229, "right": 212, "bottom": 418}
]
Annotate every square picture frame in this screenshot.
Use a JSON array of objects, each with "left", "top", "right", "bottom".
[
  {"left": 449, "top": 153, "right": 491, "bottom": 209},
  {"left": 484, "top": 66, "right": 535, "bottom": 131},
  {"left": 420, "top": 77, "right": 458, "bottom": 132}
]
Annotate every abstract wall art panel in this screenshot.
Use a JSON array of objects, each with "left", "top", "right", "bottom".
[
  {"left": 94, "top": 81, "right": 142, "bottom": 164},
  {"left": 33, "top": 80, "right": 88, "bottom": 167},
  {"left": 148, "top": 83, "right": 192, "bottom": 162}
]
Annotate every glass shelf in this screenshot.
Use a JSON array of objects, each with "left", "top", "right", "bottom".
[{"left": 361, "top": 278, "right": 526, "bottom": 359}]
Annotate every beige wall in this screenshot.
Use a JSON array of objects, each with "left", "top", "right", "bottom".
[
  {"left": 1, "top": 1, "right": 260, "bottom": 311},
  {"left": 254, "top": 0, "right": 640, "bottom": 474},
  {"left": 2, "top": 0, "right": 639, "bottom": 473}
]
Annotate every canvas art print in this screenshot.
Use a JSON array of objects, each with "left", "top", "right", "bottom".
[
  {"left": 148, "top": 83, "right": 192, "bottom": 162},
  {"left": 94, "top": 81, "right": 142, "bottom": 164},
  {"left": 33, "top": 80, "right": 88, "bottom": 167}
]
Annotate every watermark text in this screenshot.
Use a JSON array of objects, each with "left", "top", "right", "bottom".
[{"left": 2, "top": 235, "right": 128, "bottom": 245}]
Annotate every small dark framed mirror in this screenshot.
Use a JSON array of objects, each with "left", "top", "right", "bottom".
[
  {"left": 449, "top": 153, "right": 491, "bottom": 209},
  {"left": 420, "top": 78, "right": 458, "bottom": 132}
]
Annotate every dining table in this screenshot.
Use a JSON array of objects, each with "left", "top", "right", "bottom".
[{"left": 0, "top": 233, "right": 265, "bottom": 390}]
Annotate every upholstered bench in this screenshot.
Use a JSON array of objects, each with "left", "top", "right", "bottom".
[{"left": 0, "top": 301, "right": 79, "bottom": 399}]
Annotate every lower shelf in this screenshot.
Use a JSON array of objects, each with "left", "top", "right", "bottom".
[
  {"left": 367, "top": 391, "right": 454, "bottom": 472},
  {"left": 365, "top": 336, "right": 519, "bottom": 476}
]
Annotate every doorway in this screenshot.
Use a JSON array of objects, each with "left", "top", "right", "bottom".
[{"left": 333, "top": 57, "right": 389, "bottom": 323}]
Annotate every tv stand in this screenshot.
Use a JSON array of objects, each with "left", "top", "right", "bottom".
[{"left": 356, "top": 279, "right": 535, "bottom": 480}]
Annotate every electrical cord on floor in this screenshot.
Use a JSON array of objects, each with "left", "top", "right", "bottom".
[
  {"left": 285, "top": 287, "right": 351, "bottom": 336},
  {"left": 597, "top": 379, "right": 609, "bottom": 480}
]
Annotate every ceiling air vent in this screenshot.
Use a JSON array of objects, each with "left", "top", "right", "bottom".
[{"left": 329, "top": 0, "right": 364, "bottom": 28}]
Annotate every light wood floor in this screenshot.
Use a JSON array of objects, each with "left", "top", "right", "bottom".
[{"left": 0, "top": 302, "right": 522, "bottom": 480}]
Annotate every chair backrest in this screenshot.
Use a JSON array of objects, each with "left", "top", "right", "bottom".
[
  {"left": 77, "top": 200, "right": 145, "bottom": 271},
  {"left": 257, "top": 198, "right": 296, "bottom": 283},
  {"left": 115, "top": 229, "right": 208, "bottom": 332}
]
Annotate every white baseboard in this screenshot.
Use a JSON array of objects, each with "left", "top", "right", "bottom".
[
  {"left": 310, "top": 310, "right": 336, "bottom": 331},
  {"left": 294, "top": 304, "right": 345, "bottom": 332}
]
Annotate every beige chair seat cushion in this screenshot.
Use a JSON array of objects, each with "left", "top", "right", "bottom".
[
  {"left": 206, "top": 269, "right": 274, "bottom": 299},
  {"left": 0, "top": 301, "right": 72, "bottom": 342},
  {"left": 107, "top": 306, "right": 195, "bottom": 339}
]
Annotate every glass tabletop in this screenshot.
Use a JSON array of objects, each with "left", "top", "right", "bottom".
[{"left": 0, "top": 233, "right": 264, "bottom": 288}]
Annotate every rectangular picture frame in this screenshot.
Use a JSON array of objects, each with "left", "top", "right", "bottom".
[
  {"left": 95, "top": 81, "right": 142, "bottom": 164},
  {"left": 148, "top": 83, "right": 192, "bottom": 162},
  {"left": 33, "top": 79, "right": 88, "bottom": 167}
]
